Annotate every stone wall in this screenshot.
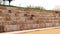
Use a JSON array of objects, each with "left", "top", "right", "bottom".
[{"left": 0, "top": 6, "right": 60, "bottom": 32}]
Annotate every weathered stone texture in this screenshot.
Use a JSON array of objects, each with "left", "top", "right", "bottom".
[{"left": 0, "top": 6, "right": 60, "bottom": 32}]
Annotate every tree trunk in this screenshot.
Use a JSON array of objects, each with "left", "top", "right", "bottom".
[{"left": 9, "top": 1, "right": 11, "bottom": 6}]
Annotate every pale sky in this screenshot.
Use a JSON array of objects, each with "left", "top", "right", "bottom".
[{"left": 5, "top": 0, "right": 60, "bottom": 10}]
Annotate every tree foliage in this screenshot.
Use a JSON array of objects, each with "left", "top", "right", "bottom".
[
  {"left": 7, "top": 0, "right": 13, "bottom": 6},
  {"left": 3, "top": 0, "right": 6, "bottom": 5},
  {"left": 27, "top": 5, "right": 45, "bottom": 10},
  {"left": 2, "top": 0, "right": 13, "bottom": 5},
  {"left": 0, "top": 0, "right": 2, "bottom": 4}
]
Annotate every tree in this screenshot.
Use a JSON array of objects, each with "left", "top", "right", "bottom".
[
  {"left": 3, "top": 0, "right": 6, "bottom": 5},
  {"left": 27, "top": 5, "right": 45, "bottom": 10},
  {"left": 0, "top": 0, "right": 2, "bottom": 4},
  {"left": 7, "top": 0, "right": 13, "bottom": 6},
  {"left": 53, "top": 6, "right": 60, "bottom": 11}
]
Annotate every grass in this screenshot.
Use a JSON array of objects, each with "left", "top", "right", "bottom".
[
  {"left": 0, "top": 4, "right": 60, "bottom": 13},
  {"left": 0, "top": 4, "right": 24, "bottom": 8},
  {"left": 0, "top": 4, "right": 45, "bottom": 10},
  {"left": 45, "top": 10, "right": 60, "bottom": 13}
]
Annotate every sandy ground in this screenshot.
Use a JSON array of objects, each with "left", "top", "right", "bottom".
[
  {"left": 0, "top": 27, "right": 60, "bottom": 34},
  {"left": 21, "top": 28, "right": 60, "bottom": 34}
]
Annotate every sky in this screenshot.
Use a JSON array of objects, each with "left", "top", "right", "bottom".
[{"left": 4, "top": 0, "right": 60, "bottom": 10}]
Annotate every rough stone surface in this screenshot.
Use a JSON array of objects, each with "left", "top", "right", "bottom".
[{"left": 0, "top": 6, "right": 60, "bottom": 32}]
